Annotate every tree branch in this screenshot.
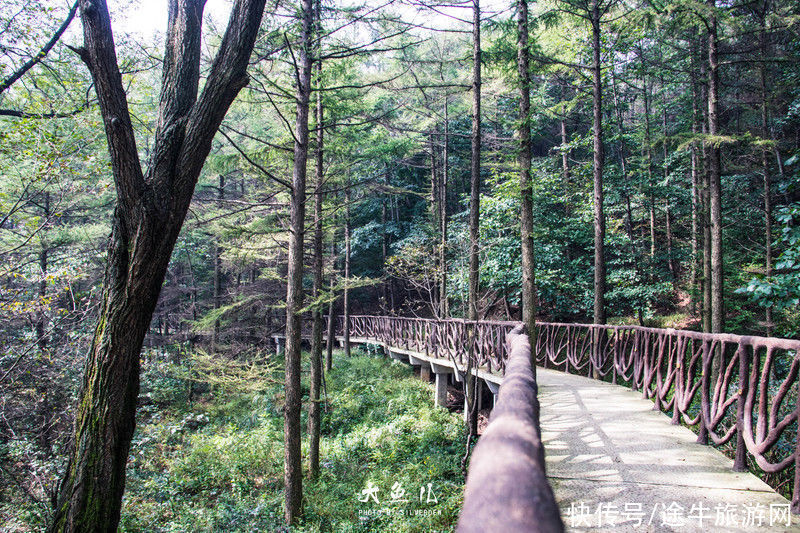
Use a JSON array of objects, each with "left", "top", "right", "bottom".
[
  {"left": 0, "top": 0, "right": 79, "bottom": 95},
  {"left": 177, "top": 0, "right": 268, "bottom": 198},
  {"left": 79, "top": 0, "right": 145, "bottom": 220}
]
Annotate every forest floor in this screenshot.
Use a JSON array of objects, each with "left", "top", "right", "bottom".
[{"left": 119, "top": 348, "right": 467, "bottom": 532}]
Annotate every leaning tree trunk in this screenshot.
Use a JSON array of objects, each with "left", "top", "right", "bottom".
[
  {"left": 50, "top": 1, "right": 266, "bottom": 530},
  {"left": 517, "top": 0, "right": 536, "bottom": 347},
  {"left": 284, "top": 0, "right": 314, "bottom": 523}
]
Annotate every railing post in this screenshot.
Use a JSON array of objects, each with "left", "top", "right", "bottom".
[
  {"left": 671, "top": 337, "right": 681, "bottom": 425},
  {"left": 697, "top": 339, "right": 710, "bottom": 445},
  {"left": 793, "top": 389, "right": 800, "bottom": 513},
  {"left": 733, "top": 343, "right": 749, "bottom": 472}
]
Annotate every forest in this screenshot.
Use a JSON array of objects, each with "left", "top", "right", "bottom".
[{"left": 1, "top": 0, "right": 799, "bottom": 530}]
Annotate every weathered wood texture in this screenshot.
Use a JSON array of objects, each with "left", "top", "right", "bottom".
[
  {"left": 49, "top": 0, "right": 266, "bottom": 530},
  {"left": 458, "top": 325, "right": 563, "bottom": 532}
]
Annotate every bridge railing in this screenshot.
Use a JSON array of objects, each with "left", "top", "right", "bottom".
[
  {"left": 337, "top": 315, "right": 800, "bottom": 512},
  {"left": 341, "top": 315, "right": 516, "bottom": 373},
  {"left": 458, "top": 324, "right": 563, "bottom": 532}
]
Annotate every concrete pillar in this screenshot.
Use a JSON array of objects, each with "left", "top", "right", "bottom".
[
  {"left": 420, "top": 365, "right": 431, "bottom": 381},
  {"left": 435, "top": 372, "right": 448, "bottom": 407},
  {"left": 430, "top": 362, "right": 453, "bottom": 408},
  {"left": 485, "top": 380, "right": 500, "bottom": 409}
]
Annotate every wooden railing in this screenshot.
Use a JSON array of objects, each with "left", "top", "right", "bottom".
[
  {"left": 342, "top": 315, "right": 514, "bottom": 373},
  {"left": 458, "top": 324, "right": 563, "bottom": 532},
  {"left": 337, "top": 315, "right": 800, "bottom": 512}
]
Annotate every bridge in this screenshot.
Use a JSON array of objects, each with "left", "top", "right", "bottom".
[{"left": 319, "top": 315, "right": 800, "bottom": 531}]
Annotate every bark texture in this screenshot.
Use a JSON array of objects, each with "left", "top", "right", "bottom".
[
  {"left": 50, "top": 0, "right": 266, "bottom": 530},
  {"left": 284, "top": 0, "right": 314, "bottom": 522},
  {"left": 308, "top": 0, "right": 324, "bottom": 478},
  {"left": 517, "top": 0, "right": 536, "bottom": 344},
  {"left": 590, "top": 0, "right": 606, "bottom": 325},
  {"left": 707, "top": 0, "right": 724, "bottom": 333},
  {"left": 468, "top": 0, "right": 481, "bottom": 324}
]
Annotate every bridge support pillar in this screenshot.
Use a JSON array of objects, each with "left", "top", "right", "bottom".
[
  {"left": 430, "top": 362, "right": 453, "bottom": 408},
  {"left": 435, "top": 372, "right": 448, "bottom": 407},
  {"left": 484, "top": 380, "right": 500, "bottom": 409},
  {"left": 420, "top": 365, "right": 431, "bottom": 382}
]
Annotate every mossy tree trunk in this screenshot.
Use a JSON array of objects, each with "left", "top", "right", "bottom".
[{"left": 49, "top": 0, "right": 266, "bottom": 530}]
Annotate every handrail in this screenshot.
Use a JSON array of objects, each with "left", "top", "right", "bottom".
[
  {"left": 457, "top": 324, "right": 563, "bottom": 532},
  {"left": 336, "top": 315, "right": 800, "bottom": 512}
]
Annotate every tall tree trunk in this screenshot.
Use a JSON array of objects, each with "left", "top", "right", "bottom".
[
  {"left": 560, "top": 120, "right": 570, "bottom": 188},
  {"left": 382, "top": 192, "right": 389, "bottom": 311},
  {"left": 759, "top": 1, "right": 773, "bottom": 336},
  {"left": 591, "top": 0, "right": 605, "bottom": 325},
  {"left": 465, "top": 0, "right": 482, "bottom": 439},
  {"left": 213, "top": 173, "right": 224, "bottom": 347},
  {"left": 284, "top": 0, "right": 313, "bottom": 522},
  {"left": 440, "top": 99, "right": 449, "bottom": 318},
  {"left": 707, "top": 0, "right": 724, "bottom": 334},
  {"left": 325, "top": 238, "right": 337, "bottom": 372},
  {"left": 700, "top": 48, "right": 712, "bottom": 333},
  {"left": 343, "top": 183, "right": 351, "bottom": 358},
  {"left": 37, "top": 192, "right": 51, "bottom": 452},
  {"left": 429, "top": 133, "right": 440, "bottom": 315},
  {"left": 389, "top": 194, "right": 397, "bottom": 311},
  {"left": 689, "top": 40, "right": 700, "bottom": 316},
  {"left": 468, "top": 0, "right": 481, "bottom": 324},
  {"left": 641, "top": 67, "right": 657, "bottom": 263},
  {"left": 611, "top": 70, "right": 636, "bottom": 249},
  {"left": 559, "top": 83, "right": 571, "bottom": 213},
  {"left": 517, "top": 0, "right": 536, "bottom": 345},
  {"left": 308, "top": 0, "right": 324, "bottom": 478},
  {"left": 36, "top": 193, "right": 49, "bottom": 355},
  {"left": 50, "top": 0, "right": 266, "bottom": 530},
  {"left": 662, "top": 100, "right": 676, "bottom": 279}
]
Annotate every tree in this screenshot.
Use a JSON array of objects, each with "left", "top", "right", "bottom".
[
  {"left": 307, "top": 0, "right": 325, "bottom": 481},
  {"left": 283, "top": 0, "right": 314, "bottom": 523},
  {"left": 49, "top": 0, "right": 266, "bottom": 529},
  {"left": 706, "top": 0, "right": 724, "bottom": 334},
  {"left": 465, "top": 0, "right": 482, "bottom": 441},
  {"left": 517, "top": 0, "right": 536, "bottom": 342}
]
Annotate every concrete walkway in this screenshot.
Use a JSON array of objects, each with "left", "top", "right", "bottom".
[{"left": 537, "top": 368, "right": 799, "bottom": 532}]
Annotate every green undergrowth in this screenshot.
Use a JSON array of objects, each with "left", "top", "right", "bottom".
[{"left": 120, "top": 348, "right": 466, "bottom": 532}]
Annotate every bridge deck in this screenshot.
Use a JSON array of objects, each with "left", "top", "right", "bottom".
[{"left": 538, "top": 368, "right": 799, "bottom": 532}]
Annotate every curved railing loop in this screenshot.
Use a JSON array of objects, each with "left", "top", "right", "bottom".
[{"left": 335, "top": 315, "right": 800, "bottom": 512}]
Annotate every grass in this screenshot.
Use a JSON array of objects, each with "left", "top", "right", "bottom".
[{"left": 120, "top": 347, "right": 466, "bottom": 532}]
